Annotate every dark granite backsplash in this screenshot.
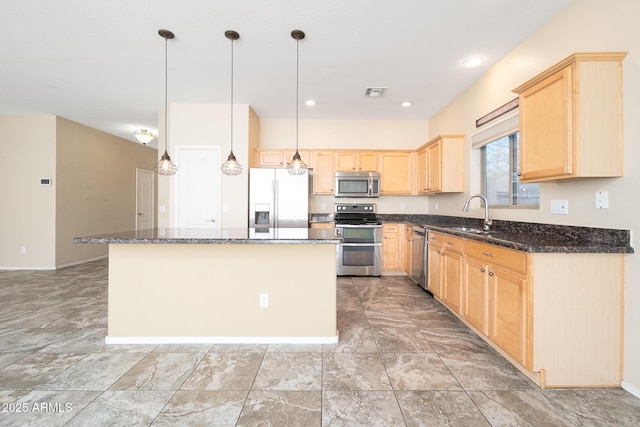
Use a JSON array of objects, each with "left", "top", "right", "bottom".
[{"left": 377, "top": 214, "right": 633, "bottom": 252}]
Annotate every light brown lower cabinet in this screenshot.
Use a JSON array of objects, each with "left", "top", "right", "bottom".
[
  {"left": 382, "top": 223, "right": 403, "bottom": 272},
  {"left": 430, "top": 233, "right": 624, "bottom": 388}
]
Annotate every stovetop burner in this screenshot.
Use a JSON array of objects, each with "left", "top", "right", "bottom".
[{"left": 334, "top": 203, "right": 379, "bottom": 225}]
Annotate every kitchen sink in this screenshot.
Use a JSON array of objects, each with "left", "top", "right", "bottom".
[{"left": 445, "top": 226, "right": 493, "bottom": 234}]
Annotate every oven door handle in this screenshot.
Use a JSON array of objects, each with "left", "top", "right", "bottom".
[
  {"left": 339, "top": 243, "right": 382, "bottom": 247},
  {"left": 336, "top": 224, "right": 382, "bottom": 228}
]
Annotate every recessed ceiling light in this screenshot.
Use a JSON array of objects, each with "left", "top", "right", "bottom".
[
  {"left": 462, "top": 56, "right": 484, "bottom": 68},
  {"left": 305, "top": 99, "right": 316, "bottom": 106},
  {"left": 401, "top": 101, "right": 413, "bottom": 108}
]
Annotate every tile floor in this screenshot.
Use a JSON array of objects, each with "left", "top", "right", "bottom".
[{"left": 1, "top": 259, "right": 640, "bottom": 426}]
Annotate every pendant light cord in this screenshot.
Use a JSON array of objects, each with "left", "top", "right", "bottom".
[
  {"left": 230, "top": 36, "right": 234, "bottom": 154},
  {"left": 164, "top": 35, "right": 168, "bottom": 154},
  {"left": 295, "top": 37, "right": 299, "bottom": 153}
]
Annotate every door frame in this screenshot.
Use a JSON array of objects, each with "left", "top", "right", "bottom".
[{"left": 135, "top": 168, "right": 155, "bottom": 231}]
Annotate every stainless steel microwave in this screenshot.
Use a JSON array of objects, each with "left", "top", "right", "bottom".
[{"left": 334, "top": 171, "right": 380, "bottom": 198}]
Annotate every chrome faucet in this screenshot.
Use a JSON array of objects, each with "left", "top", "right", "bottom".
[{"left": 463, "top": 194, "right": 492, "bottom": 231}]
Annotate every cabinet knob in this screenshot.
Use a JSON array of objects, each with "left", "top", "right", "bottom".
[
  {"left": 482, "top": 251, "right": 493, "bottom": 257},
  {"left": 489, "top": 272, "right": 494, "bottom": 276},
  {"left": 480, "top": 268, "right": 485, "bottom": 273}
]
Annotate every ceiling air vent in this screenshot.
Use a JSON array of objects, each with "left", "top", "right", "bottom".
[{"left": 365, "top": 87, "right": 387, "bottom": 97}]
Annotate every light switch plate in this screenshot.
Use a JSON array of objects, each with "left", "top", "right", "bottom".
[
  {"left": 551, "top": 200, "right": 569, "bottom": 215},
  {"left": 595, "top": 191, "right": 609, "bottom": 209}
]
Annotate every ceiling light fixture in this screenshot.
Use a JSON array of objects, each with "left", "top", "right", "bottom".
[
  {"left": 462, "top": 56, "right": 484, "bottom": 68},
  {"left": 154, "top": 29, "right": 178, "bottom": 176},
  {"left": 221, "top": 30, "right": 243, "bottom": 176},
  {"left": 401, "top": 101, "right": 413, "bottom": 108},
  {"left": 133, "top": 129, "right": 154, "bottom": 144},
  {"left": 305, "top": 99, "right": 316, "bottom": 107},
  {"left": 287, "top": 29, "right": 307, "bottom": 176}
]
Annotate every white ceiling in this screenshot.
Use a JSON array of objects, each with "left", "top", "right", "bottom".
[{"left": 0, "top": 0, "right": 572, "bottom": 147}]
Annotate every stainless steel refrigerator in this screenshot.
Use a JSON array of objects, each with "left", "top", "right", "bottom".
[{"left": 249, "top": 168, "right": 310, "bottom": 229}]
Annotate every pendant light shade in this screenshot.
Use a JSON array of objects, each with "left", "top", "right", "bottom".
[
  {"left": 221, "top": 30, "right": 243, "bottom": 176},
  {"left": 287, "top": 29, "right": 308, "bottom": 176},
  {"left": 154, "top": 29, "right": 178, "bottom": 176}
]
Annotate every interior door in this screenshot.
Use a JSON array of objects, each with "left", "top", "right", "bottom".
[
  {"left": 136, "top": 169, "right": 154, "bottom": 230},
  {"left": 175, "top": 146, "right": 221, "bottom": 229}
]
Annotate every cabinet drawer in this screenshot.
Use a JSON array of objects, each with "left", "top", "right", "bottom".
[
  {"left": 383, "top": 224, "right": 400, "bottom": 233},
  {"left": 464, "top": 240, "right": 528, "bottom": 276},
  {"left": 427, "top": 231, "right": 443, "bottom": 246},
  {"left": 441, "top": 235, "right": 463, "bottom": 254},
  {"left": 405, "top": 225, "right": 414, "bottom": 237}
]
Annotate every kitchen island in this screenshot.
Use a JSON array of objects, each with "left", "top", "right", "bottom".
[{"left": 74, "top": 228, "right": 341, "bottom": 344}]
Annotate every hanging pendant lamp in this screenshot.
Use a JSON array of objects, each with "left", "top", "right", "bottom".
[
  {"left": 287, "top": 29, "right": 308, "bottom": 176},
  {"left": 154, "top": 29, "right": 178, "bottom": 176},
  {"left": 221, "top": 30, "right": 243, "bottom": 176}
]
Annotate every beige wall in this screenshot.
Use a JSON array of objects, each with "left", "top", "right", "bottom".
[
  {"left": 261, "top": 118, "right": 431, "bottom": 214},
  {"left": 0, "top": 116, "right": 57, "bottom": 269},
  {"left": 157, "top": 104, "right": 255, "bottom": 228},
  {"left": 0, "top": 115, "right": 157, "bottom": 269},
  {"left": 55, "top": 117, "right": 158, "bottom": 267},
  {"left": 260, "top": 119, "right": 428, "bottom": 150},
  {"left": 427, "top": 0, "right": 640, "bottom": 394}
]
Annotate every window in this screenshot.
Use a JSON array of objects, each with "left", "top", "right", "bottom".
[{"left": 482, "top": 131, "right": 539, "bottom": 207}]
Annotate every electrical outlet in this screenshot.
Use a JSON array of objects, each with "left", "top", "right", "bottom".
[
  {"left": 223, "top": 203, "right": 229, "bottom": 213},
  {"left": 259, "top": 293, "right": 269, "bottom": 308},
  {"left": 551, "top": 200, "right": 569, "bottom": 215},
  {"left": 400, "top": 202, "right": 405, "bottom": 210},
  {"left": 321, "top": 203, "right": 327, "bottom": 210},
  {"left": 20, "top": 246, "right": 27, "bottom": 254}
]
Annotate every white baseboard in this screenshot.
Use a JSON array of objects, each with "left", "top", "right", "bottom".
[
  {"left": 1, "top": 255, "right": 107, "bottom": 271},
  {"left": 622, "top": 380, "right": 640, "bottom": 399},
  {"left": 105, "top": 334, "right": 340, "bottom": 345},
  {"left": 56, "top": 255, "right": 107, "bottom": 269}
]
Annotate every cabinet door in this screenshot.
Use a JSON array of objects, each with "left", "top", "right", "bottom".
[
  {"left": 404, "top": 227, "right": 413, "bottom": 276},
  {"left": 464, "top": 257, "right": 489, "bottom": 335},
  {"left": 257, "top": 150, "right": 285, "bottom": 167},
  {"left": 442, "top": 250, "right": 463, "bottom": 314},
  {"left": 310, "top": 151, "right": 335, "bottom": 194},
  {"left": 519, "top": 66, "right": 573, "bottom": 181},
  {"left": 489, "top": 266, "right": 528, "bottom": 365},
  {"left": 284, "top": 150, "right": 311, "bottom": 167},
  {"left": 382, "top": 224, "right": 403, "bottom": 270},
  {"left": 417, "top": 148, "right": 427, "bottom": 194},
  {"left": 427, "top": 141, "right": 442, "bottom": 193},
  {"left": 427, "top": 244, "right": 442, "bottom": 298},
  {"left": 358, "top": 152, "right": 379, "bottom": 171},
  {"left": 334, "top": 152, "right": 357, "bottom": 171},
  {"left": 379, "top": 152, "right": 415, "bottom": 195}
]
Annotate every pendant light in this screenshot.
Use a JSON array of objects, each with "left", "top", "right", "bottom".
[
  {"left": 287, "top": 29, "right": 308, "bottom": 175},
  {"left": 221, "top": 30, "right": 243, "bottom": 176},
  {"left": 154, "top": 29, "right": 178, "bottom": 176}
]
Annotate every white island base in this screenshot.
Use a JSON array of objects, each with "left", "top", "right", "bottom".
[{"left": 106, "top": 243, "right": 338, "bottom": 344}]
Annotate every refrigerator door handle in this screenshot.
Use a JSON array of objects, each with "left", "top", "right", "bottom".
[{"left": 273, "top": 179, "right": 278, "bottom": 228}]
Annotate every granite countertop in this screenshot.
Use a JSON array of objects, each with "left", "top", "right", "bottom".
[
  {"left": 377, "top": 214, "right": 634, "bottom": 254},
  {"left": 73, "top": 228, "right": 342, "bottom": 245}
]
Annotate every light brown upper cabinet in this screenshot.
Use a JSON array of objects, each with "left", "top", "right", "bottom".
[
  {"left": 379, "top": 151, "right": 416, "bottom": 195},
  {"left": 513, "top": 52, "right": 627, "bottom": 182},
  {"left": 417, "top": 135, "right": 465, "bottom": 194},
  {"left": 255, "top": 149, "right": 311, "bottom": 168},
  {"left": 309, "top": 151, "right": 335, "bottom": 194},
  {"left": 334, "top": 151, "right": 378, "bottom": 172}
]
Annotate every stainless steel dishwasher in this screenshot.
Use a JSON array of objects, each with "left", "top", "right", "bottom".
[{"left": 410, "top": 226, "right": 427, "bottom": 289}]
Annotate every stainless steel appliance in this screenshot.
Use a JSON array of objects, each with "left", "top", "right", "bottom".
[
  {"left": 410, "top": 226, "right": 427, "bottom": 289},
  {"left": 249, "top": 168, "right": 309, "bottom": 229},
  {"left": 334, "top": 203, "right": 382, "bottom": 276},
  {"left": 334, "top": 171, "right": 380, "bottom": 198}
]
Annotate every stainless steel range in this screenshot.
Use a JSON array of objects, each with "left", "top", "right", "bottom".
[{"left": 334, "top": 203, "right": 382, "bottom": 276}]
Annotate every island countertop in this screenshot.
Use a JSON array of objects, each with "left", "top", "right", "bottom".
[{"left": 73, "top": 227, "right": 342, "bottom": 245}]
